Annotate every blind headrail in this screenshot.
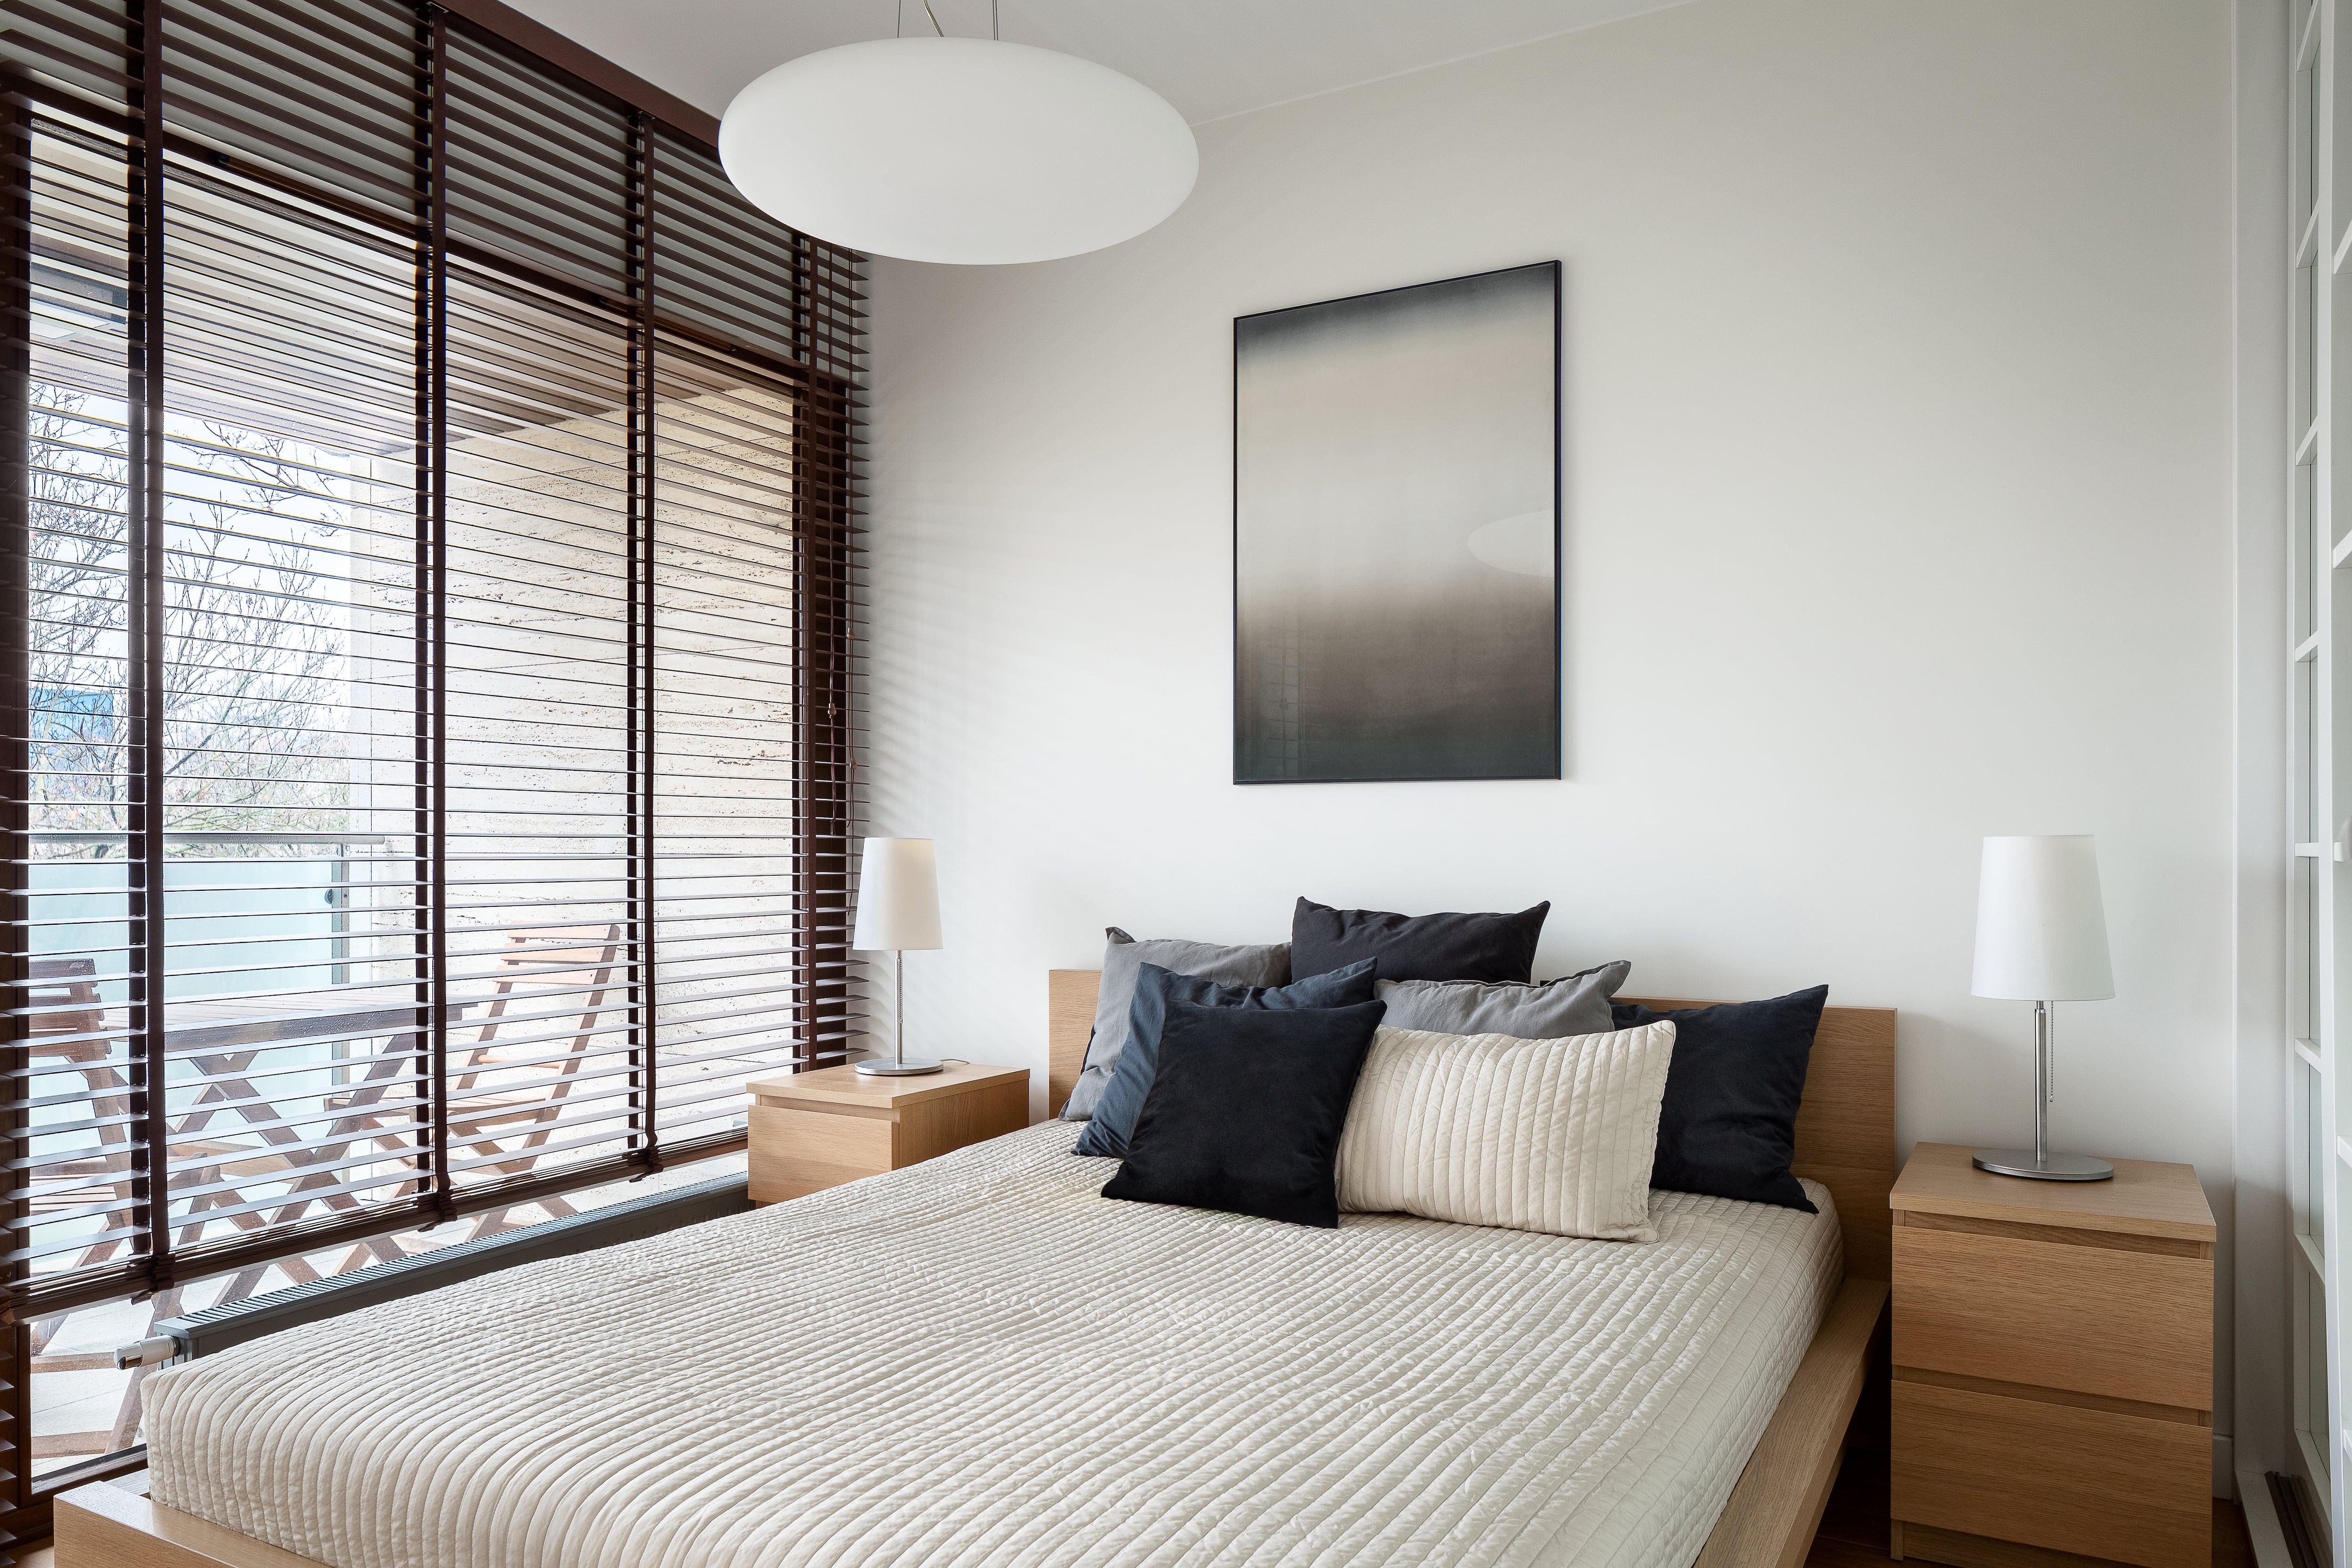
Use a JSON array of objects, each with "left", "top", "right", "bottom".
[{"left": 436, "top": 0, "right": 722, "bottom": 150}]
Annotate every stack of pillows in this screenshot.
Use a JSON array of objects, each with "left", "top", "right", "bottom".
[{"left": 1060, "top": 897, "right": 1828, "bottom": 1238}]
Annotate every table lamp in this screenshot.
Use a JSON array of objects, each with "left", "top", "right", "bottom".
[
  {"left": 1969, "top": 834, "right": 2115, "bottom": 1180},
  {"left": 852, "top": 836, "right": 944, "bottom": 1077}
]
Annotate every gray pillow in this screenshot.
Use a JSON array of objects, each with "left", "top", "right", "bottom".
[
  {"left": 1059, "top": 927, "right": 1289, "bottom": 1119},
  {"left": 1374, "top": 959, "right": 1631, "bottom": 1040}
]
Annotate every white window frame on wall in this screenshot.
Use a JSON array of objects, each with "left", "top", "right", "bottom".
[{"left": 2290, "top": 0, "right": 2349, "bottom": 1545}]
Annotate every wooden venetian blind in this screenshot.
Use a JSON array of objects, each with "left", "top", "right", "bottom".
[{"left": 0, "top": 0, "right": 864, "bottom": 1326}]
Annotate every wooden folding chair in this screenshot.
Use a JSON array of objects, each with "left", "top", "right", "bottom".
[
  {"left": 24, "top": 957, "right": 137, "bottom": 1275},
  {"left": 24, "top": 958, "right": 145, "bottom": 1459},
  {"left": 444, "top": 925, "right": 623, "bottom": 1239},
  {"left": 25, "top": 970, "right": 422, "bottom": 1466}
]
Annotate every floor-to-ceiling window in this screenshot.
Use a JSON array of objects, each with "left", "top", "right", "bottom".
[
  {"left": 2290, "top": 0, "right": 2345, "bottom": 1550},
  {"left": 0, "top": 0, "right": 863, "bottom": 1548}
]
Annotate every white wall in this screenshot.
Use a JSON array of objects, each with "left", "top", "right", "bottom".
[
  {"left": 2230, "top": 0, "right": 2293, "bottom": 1491},
  {"left": 863, "top": 0, "right": 2238, "bottom": 1449}
]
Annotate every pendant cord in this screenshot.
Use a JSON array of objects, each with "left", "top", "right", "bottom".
[{"left": 897, "top": 1, "right": 995, "bottom": 42}]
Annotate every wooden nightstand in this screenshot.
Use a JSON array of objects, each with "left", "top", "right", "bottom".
[
  {"left": 745, "top": 1061, "right": 1030, "bottom": 1203},
  {"left": 1889, "top": 1141, "right": 2215, "bottom": 1568}
]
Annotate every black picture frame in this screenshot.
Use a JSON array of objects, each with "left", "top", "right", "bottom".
[{"left": 1232, "top": 261, "right": 1563, "bottom": 784}]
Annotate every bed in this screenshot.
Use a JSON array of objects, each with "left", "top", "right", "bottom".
[{"left": 58, "top": 986, "right": 1895, "bottom": 1568}]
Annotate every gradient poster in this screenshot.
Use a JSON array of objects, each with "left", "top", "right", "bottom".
[{"left": 1233, "top": 261, "right": 1560, "bottom": 784}]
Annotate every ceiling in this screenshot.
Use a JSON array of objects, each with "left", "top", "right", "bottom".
[{"left": 502, "top": 0, "right": 1695, "bottom": 126}]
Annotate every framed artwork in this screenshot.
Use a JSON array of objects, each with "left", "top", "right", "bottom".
[{"left": 1232, "top": 260, "right": 1560, "bottom": 784}]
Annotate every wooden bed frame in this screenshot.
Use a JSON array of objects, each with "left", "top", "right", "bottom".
[
  {"left": 57, "top": 979, "right": 1896, "bottom": 1568},
  {"left": 1049, "top": 974, "right": 1898, "bottom": 1568}
]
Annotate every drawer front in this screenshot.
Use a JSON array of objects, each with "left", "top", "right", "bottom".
[
  {"left": 895, "top": 1080, "right": 1030, "bottom": 1165},
  {"left": 1894, "top": 1226, "right": 2210, "bottom": 1410},
  {"left": 748, "top": 1105, "right": 893, "bottom": 1202},
  {"left": 1893, "top": 1380, "right": 2209, "bottom": 1568}
]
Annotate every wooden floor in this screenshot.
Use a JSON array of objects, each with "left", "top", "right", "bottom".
[{"left": 1804, "top": 1451, "right": 2258, "bottom": 1568}]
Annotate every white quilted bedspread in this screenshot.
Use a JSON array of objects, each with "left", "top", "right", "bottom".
[{"left": 144, "top": 1123, "right": 1840, "bottom": 1568}]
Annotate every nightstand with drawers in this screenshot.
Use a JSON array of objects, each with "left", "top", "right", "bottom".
[
  {"left": 746, "top": 1061, "right": 1030, "bottom": 1203},
  {"left": 1889, "top": 1141, "right": 2216, "bottom": 1568}
]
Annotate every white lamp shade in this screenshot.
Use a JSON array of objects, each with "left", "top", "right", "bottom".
[
  {"left": 1971, "top": 835, "right": 2114, "bottom": 1002},
  {"left": 719, "top": 37, "right": 1198, "bottom": 265},
  {"left": 852, "top": 837, "right": 942, "bottom": 952}
]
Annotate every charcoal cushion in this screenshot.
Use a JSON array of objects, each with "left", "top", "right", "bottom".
[
  {"left": 1613, "top": 986, "right": 1828, "bottom": 1212},
  {"left": 1290, "top": 897, "right": 1549, "bottom": 984},
  {"left": 1375, "top": 960, "right": 1630, "bottom": 1040},
  {"left": 1075, "top": 958, "right": 1379, "bottom": 1159},
  {"left": 1101, "top": 998, "right": 1387, "bottom": 1229},
  {"left": 1059, "top": 928, "right": 1290, "bottom": 1121}
]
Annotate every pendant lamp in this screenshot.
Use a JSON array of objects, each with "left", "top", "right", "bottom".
[{"left": 719, "top": 6, "right": 1198, "bottom": 266}]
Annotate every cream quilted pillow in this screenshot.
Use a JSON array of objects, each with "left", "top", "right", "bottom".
[{"left": 1335, "top": 1021, "right": 1677, "bottom": 1241}]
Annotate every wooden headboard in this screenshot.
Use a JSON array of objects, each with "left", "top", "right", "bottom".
[{"left": 1045, "top": 972, "right": 1897, "bottom": 1281}]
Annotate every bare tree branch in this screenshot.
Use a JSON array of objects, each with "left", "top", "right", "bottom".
[{"left": 29, "top": 390, "right": 358, "bottom": 859}]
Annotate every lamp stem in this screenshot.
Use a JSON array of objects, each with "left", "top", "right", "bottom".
[
  {"left": 896, "top": 949, "right": 906, "bottom": 1069},
  {"left": 1971, "top": 996, "right": 2106, "bottom": 1180},
  {"left": 2033, "top": 999, "right": 2050, "bottom": 1167}
]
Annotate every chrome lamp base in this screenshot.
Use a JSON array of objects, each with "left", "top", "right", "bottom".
[
  {"left": 1970, "top": 1148, "right": 2114, "bottom": 1181},
  {"left": 856, "top": 1056, "right": 943, "bottom": 1077},
  {"left": 855, "top": 949, "right": 943, "bottom": 1075},
  {"left": 1976, "top": 998, "right": 2114, "bottom": 1182}
]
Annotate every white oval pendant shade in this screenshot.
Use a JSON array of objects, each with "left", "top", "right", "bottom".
[{"left": 720, "top": 37, "right": 1198, "bottom": 266}]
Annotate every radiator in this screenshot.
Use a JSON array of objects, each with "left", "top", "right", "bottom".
[{"left": 116, "top": 1174, "right": 751, "bottom": 1368}]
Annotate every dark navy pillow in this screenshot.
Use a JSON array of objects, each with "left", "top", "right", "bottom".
[
  {"left": 1101, "top": 998, "right": 1387, "bottom": 1228},
  {"left": 1614, "top": 986, "right": 1828, "bottom": 1213},
  {"left": 1073, "top": 958, "right": 1377, "bottom": 1159}
]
